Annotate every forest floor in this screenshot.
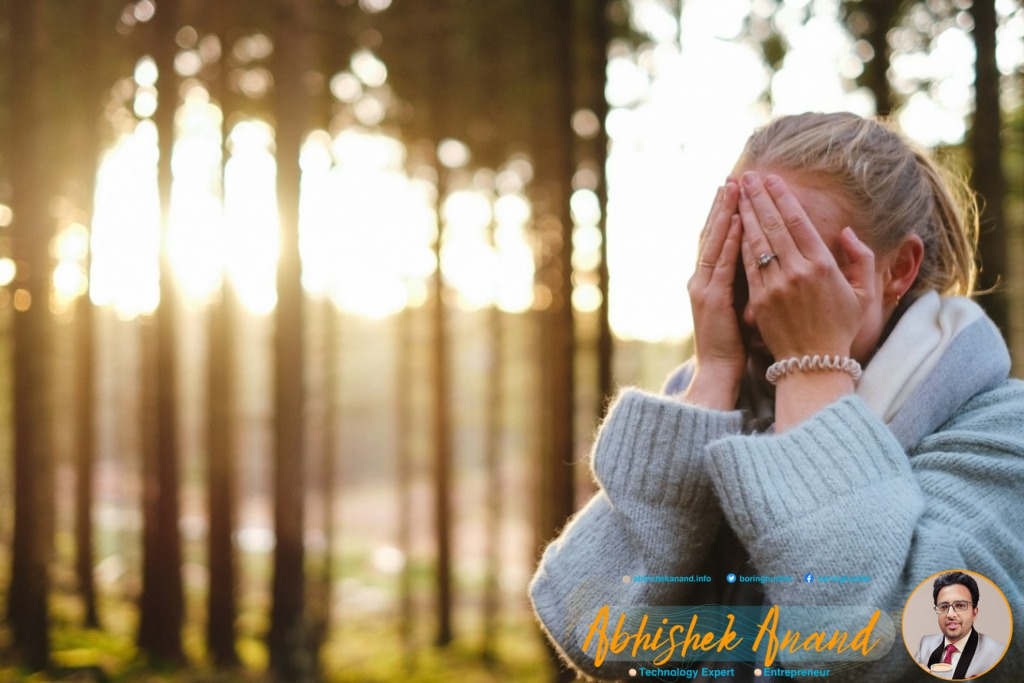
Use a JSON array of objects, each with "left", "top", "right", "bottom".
[
  {"left": 0, "top": 613, "right": 558, "bottom": 681},
  {"left": 0, "top": 471, "right": 566, "bottom": 681}
]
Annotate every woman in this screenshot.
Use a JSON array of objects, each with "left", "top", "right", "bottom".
[{"left": 529, "top": 112, "right": 1024, "bottom": 682}]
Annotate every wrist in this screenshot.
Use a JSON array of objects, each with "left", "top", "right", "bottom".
[
  {"left": 772, "top": 371, "right": 855, "bottom": 432},
  {"left": 765, "top": 354, "right": 861, "bottom": 385},
  {"left": 681, "top": 365, "right": 743, "bottom": 411}
]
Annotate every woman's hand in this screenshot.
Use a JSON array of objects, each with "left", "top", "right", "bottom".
[
  {"left": 737, "top": 171, "right": 875, "bottom": 360},
  {"left": 736, "top": 171, "right": 876, "bottom": 430},
  {"left": 682, "top": 179, "right": 746, "bottom": 410}
]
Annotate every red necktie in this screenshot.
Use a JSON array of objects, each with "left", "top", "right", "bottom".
[{"left": 943, "top": 643, "right": 957, "bottom": 664}]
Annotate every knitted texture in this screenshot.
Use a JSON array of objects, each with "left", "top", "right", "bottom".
[
  {"left": 529, "top": 390, "right": 742, "bottom": 680},
  {"left": 529, "top": 297, "right": 1024, "bottom": 683}
]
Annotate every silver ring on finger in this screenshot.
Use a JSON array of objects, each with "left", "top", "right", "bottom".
[{"left": 756, "top": 252, "right": 778, "bottom": 269}]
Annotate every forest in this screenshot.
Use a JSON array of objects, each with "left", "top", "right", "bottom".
[{"left": 0, "top": 0, "right": 1021, "bottom": 681}]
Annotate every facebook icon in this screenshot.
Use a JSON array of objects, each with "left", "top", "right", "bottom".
[{"left": 804, "top": 573, "right": 815, "bottom": 583}]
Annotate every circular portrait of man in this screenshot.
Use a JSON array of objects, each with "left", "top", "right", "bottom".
[{"left": 903, "top": 570, "right": 1012, "bottom": 679}]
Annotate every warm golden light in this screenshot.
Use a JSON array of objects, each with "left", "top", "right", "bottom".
[
  {"left": 492, "top": 192, "right": 534, "bottom": 313},
  {"left": 168, "top": 85, "right": 224, "bottom": 304},
  {"left": 307, "top": 128, "right": 435, "bottom": 318},
  {"left": 53, "top": 262, "right": 88, "bottom": 304},
  {"left": 79, "top": 4, "right": 1015, "bottom": 337},
  {"left": 441, "top": 189, "right": 496, "bottom": 310},
  {"left": 134, "top": 56, "right": 158, "bottom": 87},
  {"left": 437, "top": 139, "right": 471, "bottom": 169},
  {"left": 13, "top": 289, "right": 31, "bottom": 312},
  {"left": 0, "top": 258, "right": 15, "bottom": 286},
  {"left": 224, "top": 120, "right": 278, "bottom": 315},
  {"left": 90, "top": 120, "right": 160, "bottom": 318},
  {"left": 54, "top": 223, "right": 90, "bottom": 262},
  {"left": 351, "top": 49, "right": 388, "bottom": 87}
]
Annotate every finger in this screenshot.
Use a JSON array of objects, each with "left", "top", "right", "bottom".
[
  {"left": 737, "top": 187, "right": 780, "bottom": 277},
  {"left": 738, "top": 171, "right": 800, "bottom": 268},
  {"left": 762, "top": 174, "right": 832, "bottom": 262},
  {"left": 839, "top": 226, "right": 875, "bottom": 297},
  {"left": 696, "top": 185, "right": 724, "bottom": 256},
  {"left": 738, "top": 223, "right": 772, "bottom": 292},
  {"left": 696, "top": 181, "right": 739, "bottom": 275},
  {"left": 709, "top": 214, "right": 743, "bottom": 284}
]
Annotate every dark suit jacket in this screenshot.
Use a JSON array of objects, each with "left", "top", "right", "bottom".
[{"left": 914, "top": 629, "right": 1006, "bottom": 679}]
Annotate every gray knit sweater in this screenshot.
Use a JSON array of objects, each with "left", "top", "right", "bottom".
[{"left": 530, "top": 307, "right": 1024, "bottom": 682}]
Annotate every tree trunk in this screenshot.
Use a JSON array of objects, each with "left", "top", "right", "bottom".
[
  {"left": 423, "top": 1, "right": 455, "bottom": 649},
  {"left": 585, "top": 0, "right": 613, "bottom": 405},
  {"left": 314, "top": 296, "right": 339, "bottom": 660},
  {"left": 532, "top": 0, "right": 578, "bottom": 546},
  {"left": 205, "top": 0, "right": 242, "bottom": 667},
  {"left": 862, "top": 0, "right": 897, "bottom": 117},
  {"left": 482, "top": 305, "right": 504, "bottom": 663},
  {"left": 8, "top": 0, "right": 54, "bottom": 669},
  {"left": 395, "top": 305, "right": 415, "bottom": 662},
  {"left": 137, "top": 0, "right": 186, "bottom": 665},
  {"left": 530, "top": 2, "right": 578, "bottom": 681},
  {"left": 268, "top": 0, "right": 316, "bottom": 679},
  {"left": 206, "top": 282, "right": 241, "bottom": 668},
  {"left": 430, "top": 195, "right": 454, "bottom": 648},
  {"left": 73, "top": 0, "right": 106, "bottom": 631},
  {"left": 969, "top": 0, "right": 1008, "bottom": 337}
]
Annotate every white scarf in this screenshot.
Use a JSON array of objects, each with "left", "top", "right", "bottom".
[{"left": 856, "top": 291, "right": 1010, "bottom": 450}]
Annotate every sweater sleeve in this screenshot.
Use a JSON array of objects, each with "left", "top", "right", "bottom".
[
  {"left": 529, "top": 388, "right": 743, "bottom": 681},
  {"left": 703, "top": 385, "right": 1024, "bottom": 682}
]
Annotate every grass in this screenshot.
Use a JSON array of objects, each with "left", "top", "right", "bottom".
[{"left": 0, "top": 588, "right": 559, "bottom": 682}]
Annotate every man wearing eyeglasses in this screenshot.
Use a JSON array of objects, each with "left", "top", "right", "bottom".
[{"left": 913, "top": 571, "right": 1006, "bottom": 678}]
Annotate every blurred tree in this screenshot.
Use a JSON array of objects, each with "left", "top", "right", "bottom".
[
  {"left": 582, "top": 0, "right": 614, "bottom": 407},
  {"left": 203, "top": 0, "right": 243, "bottom": 667},
  {"left": 205, "top": 243, "right": 242, "bottom": 670},
  {"left": 369, "top": 0, "right": 444, "bottom": 654},
  {"left": 71, "top": 0, "right": 112, "bottom": 631},
  {"left": 840, "top": 0, "right": 913, "bottom": 116},
  {"left": 313, "top": 296, "right": 340, "bottom": 656},
  {"left": 427, "top": 24, "right": 454, "bottom": 650},
  {"left": 969, "top": 0, "right": 1009, "bottom": 337},
  {"left": 377, "top": 0, "right": 461, "bottom": 649},
  {"left": 137, "top": 0, "right": 186, "bottom": 665},
  {"left": 395, "top": 301, "right": 416, "bottom": 660},
  {"left": 268, "top": 0, "right": 317, "bottom": 678},
  {"left": 464, "top": 2, "right": 505, "bottom": 661},
  {"left": 530, "top": 3, "right": 578, "bottom": 680},
  {"left": 308, "top": 12, "right": 348, "bottom": 659},
  {"left": 7, "top": 0, "right": 54, "bottom": 669}
]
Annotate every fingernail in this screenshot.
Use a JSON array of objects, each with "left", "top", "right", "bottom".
[
  {"left": 742, "top": 171, "right": 758, "bottom": 187},
  {"left": 764, "top": 174, "right": 782, "bottom": 190}
]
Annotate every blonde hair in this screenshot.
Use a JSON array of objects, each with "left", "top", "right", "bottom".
[{"left": 737, "top": 112, "right": 978, "bottom": 296}]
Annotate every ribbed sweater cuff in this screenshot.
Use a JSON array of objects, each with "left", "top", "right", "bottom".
[
  {"left": 593, "top": 388, "right": 744, "bottom": 510},
  {"left": 704, "top": 395, "right": 915, "bottom": 542}
]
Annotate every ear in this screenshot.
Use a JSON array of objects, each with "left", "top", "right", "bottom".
[{"left": 882, "top": 233, "right": 924, "bottom": 304}]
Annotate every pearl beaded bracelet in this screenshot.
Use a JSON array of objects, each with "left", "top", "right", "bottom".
[{"left": 765, "top": 354, "right": 863, "bottom": 385}]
